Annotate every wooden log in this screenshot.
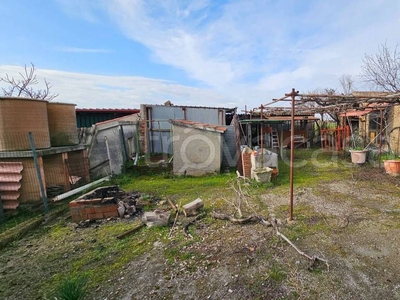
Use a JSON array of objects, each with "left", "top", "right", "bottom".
[
  {"left": 142, "top": 210, "right": 171, "bottom": 227},
  {"left": 116, "top": 222, "right": 145, "bottom": 239},
  {"left": 182, "top": 198, "right": 203, "bottom": 217}
]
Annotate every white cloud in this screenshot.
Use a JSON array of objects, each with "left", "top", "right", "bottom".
[
  {"left": 0, "top": 65, "right": 233, "bottom": 108},
  {"left": 55, "top": 0, "right": 105, "bottom": 23},
  {"left": 100, "top": 0, "right": 400, "bottom": 93},
  {"left": 31, "top": 0, "right": 400, "bottom": 108},
  {"left": 56, "top": 47, "right": 112, "bottom": 53}
]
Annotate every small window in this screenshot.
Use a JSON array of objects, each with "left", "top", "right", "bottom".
[{"left": 369, "top": 113, "right": 380, "bottom": 130}]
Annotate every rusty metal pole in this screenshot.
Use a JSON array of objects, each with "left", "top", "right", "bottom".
[
  {"left": 260, "top": 105, "right": 264, "bottom": 165},
  {"left": 285, "top": 88, "right": 298, "bottom": 221}
]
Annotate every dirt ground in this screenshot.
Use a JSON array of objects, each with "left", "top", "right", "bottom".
[{"left": 1, "top": 166, "right": 400, "bottom": 300}]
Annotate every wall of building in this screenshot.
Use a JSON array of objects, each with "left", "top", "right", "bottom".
[
  {"left": 388, "top": 106, "right": 400, "bottom": 154},
  {"left": 140, "top": 104, "right": 231, "bottom": 154},
  {"left": 172, "top": 125, "right": 223, "bottom": 176},
  {"left": 87, "top": 120, "right": 139, "bottom": 178},
  {"left": 222, "top": 126, "right": 237, "bottom": 168}
]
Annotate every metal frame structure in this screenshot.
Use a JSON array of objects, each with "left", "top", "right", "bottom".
[{"left": 251, "top": 89, "right": 400, "bottom": 221}]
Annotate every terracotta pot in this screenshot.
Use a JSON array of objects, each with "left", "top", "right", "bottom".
[
  {"left": 271, "top": 168, "right": 278, "bottom": 180},
  {"left": 383, "top": 160, "right": 400, "bottom": 176},
  {"left": 349, "top": 150, "right": 367, "bottom": 164}
]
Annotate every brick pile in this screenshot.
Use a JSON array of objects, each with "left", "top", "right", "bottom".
[{"left": 69, "top": 198, "right": 118, "bottom": 222}]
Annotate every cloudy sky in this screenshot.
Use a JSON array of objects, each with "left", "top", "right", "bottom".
[{"left": 1, "top": 0, "right": 399, "bottom": 109}]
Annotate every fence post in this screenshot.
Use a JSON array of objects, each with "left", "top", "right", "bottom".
[{"left": 28, "top": 132, "right": 48, "bottom": 213}]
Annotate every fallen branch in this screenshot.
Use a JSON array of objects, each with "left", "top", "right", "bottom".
[
  {"left": 211, "top": 212, "right": 260, "bottom": 224},
  {"left": 271, "top": 219, "right": 329, "bottom": 271},
  {"left": 168, "top": 199, "right": 178, "bottom": 212},
  {"left": 168, "top": 203, "right": 181, "bottom": 238},
  {"left": 116, "top": 222, "right": 145, "bottom": 239},
  {"left": 183, "top": 212, "right": 206, "bottom": 238}
]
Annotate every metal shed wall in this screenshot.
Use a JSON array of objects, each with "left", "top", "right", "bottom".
[
  {"left": 144, "top": 105, "right": 227, "bottom": 154},
  {"left": 222, "top": 126, "right": 237, "bottom": 168}
]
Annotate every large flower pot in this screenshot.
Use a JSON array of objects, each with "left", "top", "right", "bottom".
[
  {"left": 349, "top": 150, "right": 367, "bottom": 164},
  {"left": 251, "top": 167, "right": 273, "bottom": 183},
  {"left": 383, "top": 160, "right": 400, "bottom": 176}
]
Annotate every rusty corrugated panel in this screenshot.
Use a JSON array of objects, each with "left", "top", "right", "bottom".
[
  {"left": 0, "top": 162, "right": 23, "bottom": 210},
  {"left": 170, "top": 119, "right": 227, "bottom": 133}
]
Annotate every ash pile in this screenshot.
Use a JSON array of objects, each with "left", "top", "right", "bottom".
[{"left": 81, "top": 185, "right": 159, "bottom": 219}]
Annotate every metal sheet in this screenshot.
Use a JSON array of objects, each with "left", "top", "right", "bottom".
[
  {"left": 2, "top": 200, "right": 19, "bottom": 210},
  {"left": 147, "top": 105, "right": 228, "bottom": 154},
  {"left": 0, "top": 162, "right": 23, "bottom": 210},
  {"left": 222, "top": 126, "right": 237, "bottom": 167}
]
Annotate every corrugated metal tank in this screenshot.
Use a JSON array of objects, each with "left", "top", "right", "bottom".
[
  {"left": 0, "top": 97, "right": 51, "bottom": 150},
  {"left": 47, "top": 102, "right": 79, "bottom": 146}
]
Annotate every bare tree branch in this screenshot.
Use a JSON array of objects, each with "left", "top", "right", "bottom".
[
  {"left": 0, "top": 63, "right": 58, "bottom": 101},
  {"left": 339, "top": 74, "right": 355, "bottom": 95},
  {"left": 361, "top": 43, "right": 400, "bottom": 92}
]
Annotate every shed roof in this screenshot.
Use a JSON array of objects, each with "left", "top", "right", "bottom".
[
  {"left": 240, "top": 115, "right": 319, "bottom": 123},
  {"left": 143, "top": 104, "right": 236, "bottom": 112},
  {"left": 76, "top": 108, "right": 139, "bottom": 113},
  {"left": 339, "top": 109, "right": 373, "bottom": 117},
  {"left": 170, "top": 119, "right": 227, "bottom": 133}
]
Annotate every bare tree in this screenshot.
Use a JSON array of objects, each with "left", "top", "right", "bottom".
[
  {"left": 361, "top": 43, "right": 400, "bottom": 92},
  {"left": 0, "top": 63, "right": 58, "bottom": 101},
  {"left": 339, "top": 74, "right": 355, "bottom": 95}
]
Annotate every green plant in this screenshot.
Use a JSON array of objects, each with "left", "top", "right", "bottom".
[
  {"left": 379, "top": 152, "right": 400, "bottom": 161},
  {"left": 348, "top": 134, "right": 365, "bottom": 150},
  {"left": 52, "top": 275, "right": 88, "bottom": 300},
  {"left": 268, "top": 265, "right": 286, "bottom": 282}
]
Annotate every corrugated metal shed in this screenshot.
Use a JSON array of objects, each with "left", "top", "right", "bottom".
[
  {"left": 0, "top": 162, "right": 23, "bottom": 210},
  {"left": 222, "top": 126, "right": 237, "bottom": 168},
  {"left": 142, "top": 104, "right": 235, "bottom": 154},
  {"left": 76, "top": 108, "right": 140, "bottom": 128}
]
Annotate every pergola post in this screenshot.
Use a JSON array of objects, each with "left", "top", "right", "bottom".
[{"left": 285, "top": 88, "right": 299, "bottom": 221}]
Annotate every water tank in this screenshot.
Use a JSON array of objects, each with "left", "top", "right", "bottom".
[
  {"left": 0, "top": 97, "right": 51, "bottom": 150},
  {"left": 47, "top": 102, "right": 79, "bottom": 146}
]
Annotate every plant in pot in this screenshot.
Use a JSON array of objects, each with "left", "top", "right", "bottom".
[
  {"left": 381, "top": 152, "right": 400, "bottom": 176},
  {"left": 348, "top": 134, "right": 367, "bottom": 164}
]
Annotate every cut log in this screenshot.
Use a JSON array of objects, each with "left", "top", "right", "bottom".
[
  {"left": 142, "top": 210, "right": 171, "bottom": 227},
  {"left": 182, "top": 198, "right": 203, "bottom": 217}
]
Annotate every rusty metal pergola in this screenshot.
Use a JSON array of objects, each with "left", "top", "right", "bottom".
[{"left": 248, "top": 89, "right": 400, "bottom": 221}]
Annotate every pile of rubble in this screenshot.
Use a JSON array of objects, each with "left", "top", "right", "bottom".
[{"left": 71, "top": 185, "right": 161, "bottom": 226}]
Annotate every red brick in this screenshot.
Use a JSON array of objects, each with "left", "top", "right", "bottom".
[
  {"left": 85, "top": 207, "right": 96, "bottom": 214},
  {"left": 94, "top": 207, "right": 104, "bottom": 213},
  {"left": 105, "top": 205, "right": 118, "bottom": 212},
  {"left": 88, "top": 213, "right": 104, "bottom": 220},
  {"left": 69, "top": 201, "right": 79, "bottom": 207},
  {"left": 103, "top": 211, "right": 119, "bottom": 218},
  {"left": 70, "top": 208, "right": 80, "bottom": 216},
  {"left": 85, "top": 198, "right": 102, "bottom": 204}
]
